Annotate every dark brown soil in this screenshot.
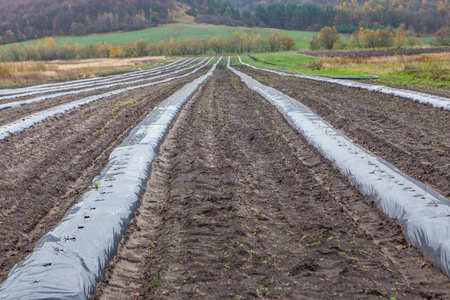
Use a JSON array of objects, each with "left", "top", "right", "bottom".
[
  {"left": 236, "top": 65, "right": 450, "bottom": 199},
  {"left": 0, "top": 69, "right": 208, "bottom": 282},
  {"left": 93, "top": 65, "right": 450, "bottom": 299},
  {"left": 299, "top": 47, "right": 450, "bottom": 58},
  {"left": 0, "top": 65, "right": 203, "bottom": 126}
]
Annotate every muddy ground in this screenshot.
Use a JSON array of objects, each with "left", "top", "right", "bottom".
[
  {"left": 234, "top": 64, "right": 450, "bottom": 200},
  {"left": 93, "top": 64, "right": 450, "bottom": 299},
  {"left": 0, "top": 64, "right": 203, "bottom": 127},
  {"left": 0, "top": 67, "right": 208, "bottom": 282}
]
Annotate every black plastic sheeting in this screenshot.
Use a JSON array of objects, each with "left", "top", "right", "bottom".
[
  {"left": 0, "top": 57, "right": 213, "bottom": 141},
  {"left": 0, "top": 57, "right": 222, "bottom": 300},
  {"left": 227, "top": 57, "right": 450, "bottom": 278},
  {"left": 238, "top": 56, "right": 450, "bottom": 110}
]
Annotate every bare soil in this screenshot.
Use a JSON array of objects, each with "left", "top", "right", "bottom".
[
  {"left": 0, "top": 69, "right": 207, "bottom": 282},
  {"left": 0, "top": 65, "right": 206, "bottom": 127},
  {"left": 236, "top": 65, "right": 450, "bottom": 199},
  {"left": 93, "top": 65, "right": 450, "bottom": 299},
  {"left": 0, "top": 56, "right": 166, "bottom": 87}
]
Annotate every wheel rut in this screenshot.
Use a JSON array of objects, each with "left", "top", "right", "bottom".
[
  {"left": 0, "top": 72, "right": 206, "bottom": 282},
  {"left": 94, "top": 65, "right": 450, "bottom": 299}
]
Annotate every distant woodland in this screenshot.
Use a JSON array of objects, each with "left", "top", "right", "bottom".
[
  {"left": 187, "top": 0, "right": 449, "bottom": 34},
  {"left": 0, "top": 0, "right": 449, "bottom": 45},
  {"left": 0, "top": 0, "right": 176, "bottom": 44}
]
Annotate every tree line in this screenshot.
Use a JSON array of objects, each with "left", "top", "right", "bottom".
[
  {"left": 0, "top": 30, "right": 296, "bottom": 62},
  {"left": 185, "top": 0, "right": 449, "bottom": 35},
  {"left": 0, "top": 0, "right": 176, "bottom": 45},
  {"left": 308, "top": 25, "right": 450, "bottom": 51},
  {"left": 1, "top": 0, "right": 448, "bottom": 45}
]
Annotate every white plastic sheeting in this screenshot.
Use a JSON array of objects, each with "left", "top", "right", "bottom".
[
  {"left": 0, "top": 57, "right": 222, "bottom": 300},
  {"left": 0, "top": 58, "right": 190, "bottom": 98},
  {"left": 227, "top": 57, "right": 450, "bottom": 278},
  {"left": 0, "top": 57, "right": 214, "bottom": 141},
  {"left": 238, "top": 56, "right": 450, "bottom": 110},
  {"left": 0, "top": 58, "right": 206, "bottom": 110}
]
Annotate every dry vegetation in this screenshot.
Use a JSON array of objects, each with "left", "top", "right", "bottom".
[
  {"left": 0, "top": 56, "right": 165, "bottom": 86},
  {"left": 320, "top": 52, "right": 450, "bottom": 79},
  {"left": 322, "top": 52, "right": 449, "bottom": 67},
  {"left": 170, "top": 1, "right": 195, "bottom": 24}
]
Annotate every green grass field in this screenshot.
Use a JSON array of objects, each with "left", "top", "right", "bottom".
[
  {"left": 242, "top": 52, "right": 318, "bottom": 68},
  {"left": 4, "top": 23, "right": 435, "bottom": 52},
  {"left": 11, "top": 24, "right": 317, "bottom": 49},
  {"left": 239, "top": 52, "right": 450, "bottom": 93}
]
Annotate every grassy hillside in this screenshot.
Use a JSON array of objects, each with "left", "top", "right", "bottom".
[{"left": 12, "top": 24, "right": 318, "bottom": 49}]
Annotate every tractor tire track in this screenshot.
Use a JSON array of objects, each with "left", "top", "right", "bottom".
[
  {"left": 0, "top": 70, "right": 207, "bottom": 282},
  {"left": 93, "top": 66, "right": 450, "bottom": 299}
]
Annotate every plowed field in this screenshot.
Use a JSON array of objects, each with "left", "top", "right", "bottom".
[
  {"left": 94, "top": 63, "right": 450, "bottom": 299},
  {"left": 0, "top": 66, "right": 209, "bottom": 282},
  {"left": 1, "top": 59, "right": 449, "bottom": 299}
]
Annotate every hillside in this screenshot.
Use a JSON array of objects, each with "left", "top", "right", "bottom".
[
  {"left": 0, "top": 0, "right": 177, "bottom": 44},
  {"left": 187, "top": 0, "right": 449, "bottom": 34},
  {"left": 8, "top": 24, "right": 317, "bottom": 49},
  {"left": 0, "top": 0, "right": 448, "bottom": 45}
]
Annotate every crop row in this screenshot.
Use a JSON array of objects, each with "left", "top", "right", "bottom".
[{"left": 0, "top": 56, "right": 448, "bottom": 298}]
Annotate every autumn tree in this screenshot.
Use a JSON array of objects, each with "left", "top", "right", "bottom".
[
  {"left": 268, "top": 31, "right": 281, "bottom": 52},
  {"left": 74, "top": 44, "right": 84, "bottom": 59},
  {"left": 149, "top": 42, "right": 167, "bottom": 56},
  {"left": 319, "top": 26, "right": 340, "bottom": 50},
  {"left": 208, "top": 34, "right": 223, "bottom": 54},
  {"left": 44, "top": 37, "right": 58, "bottom": 60},
  {"left": 1, "top": 31, "right": 299, "bottom": 62},
  {"left": 302, "top": 37, "right": 309, "bottom": 49},
  {"left": 190, "top": 40, "right": 207, "bottom": 55},
  {"left": 396, "top": 26, "right": 406, "bottom": 48},
  {"left": 406, "top": 36, "right": 420, "bottom": 46},
  {"left": 109, "top": 44, "right": 123, "bottom": 57},
  {"left": 26, "top": 45, "right": 39, "bottom": 60},
  {"left": 4, "top": 44, "right": 27, "bottom": 61},
  {"left": 309, "top": 35, "right": 321, "bottom": 50},
  {"left": 177, "top": 39, "right": 194, "bottom": 55},
  {"left": 436, "top": 26, "right": 450, "bottom": 46},
  {"left": 136, "top": 40, "right": 149, "bottom": 56},
  {"left": 280, "top": 34, "right": 296, "bottom": 51},
  {"left": 122, "top": 42, "right": 138, "bottom": 57},
  {"left": 69, "top": 23, "right": 87, "bottom": 36},
  {"left": 233, "top": 28, "right": 249, "bottom": 53},
  {"left": 253, "top": 34, "right": 268, "bottom": 52},
  {"left": 353, "top": 28, "right": 394, "bottom": 48},
  {"left": 168, "top": 37, "right": 176, "bottom": 55}
]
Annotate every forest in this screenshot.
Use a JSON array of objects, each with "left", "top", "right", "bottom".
[
  {"left": 0, "top": 0, "right": 175, "bottom": 44},
  {"left": 187, "top": 0, "right": 449, "bottom": 34},
  {"left": 0, "top": 0, "right": 448, "bottom": 45}
]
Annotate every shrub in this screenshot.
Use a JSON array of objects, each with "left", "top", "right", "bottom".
[
  {"left": 406, "top": 36, "right": 420, "bottom": 46},
  {"left": 280, "top": 34, "right": 296, "bottom": 51},
  {"left": 353, "top": 28, "right": 394, "bottom": 48},
  {"left": 309, "top": 35, "right": 321, "bottom": 50},
  {"left": 319, "top": 26, "right": 340, "bottom": 50},
  {"left": 436, "top": 26, "right": 450, "bottom": 46}
]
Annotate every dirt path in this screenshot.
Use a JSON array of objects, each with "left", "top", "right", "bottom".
[
  {"left": 235, "top": 64, "right": 450, "bottom": 200},
  {"left": 0, "top": 70, "right": 208, "bottom": 282},
  {"left": 94, "top": 65, "right": 450, "bottom": 299}
]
